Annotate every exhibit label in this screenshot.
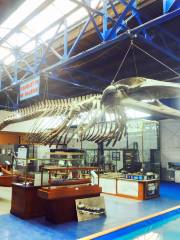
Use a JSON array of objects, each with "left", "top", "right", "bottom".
[{"left": 20, "top": 76, "right": 40, "bottom": 101}]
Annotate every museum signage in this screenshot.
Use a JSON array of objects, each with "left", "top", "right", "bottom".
[{"left": 20, "top": 76, "right": 40, "bottom": 101}]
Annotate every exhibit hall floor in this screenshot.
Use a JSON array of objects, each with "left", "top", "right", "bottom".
[
  {"left": 0, "top": 182, "right": 179, "bottom": 240},
  {"left": 0, "top": 186, "right": 11, "bottom": 215}
]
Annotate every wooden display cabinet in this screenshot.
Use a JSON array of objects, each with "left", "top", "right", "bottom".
[
  {"left": 98, "top": 174, "right": 160, "bottom": 200},
  {"left": 10, "top": 150, "right": 101, "bottom": 223},
  {"left": 10, "top": 183, "right": 45, "bottom": 219},
  {"left": 0, "top": 165, "right": 17, "bottom": 187},
  {"left": 38, "top": 165, "right": 101, "bottom": 223},
  {"left": 38, "top": 184, "right": 101, "bottom": 223}
]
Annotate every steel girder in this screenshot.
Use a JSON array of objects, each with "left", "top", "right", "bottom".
[{"left": 0, "top": 0, "right": 179, "bottom": 106}]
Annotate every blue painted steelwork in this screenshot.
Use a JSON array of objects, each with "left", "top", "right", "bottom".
[
  {"left": 0, "top": 0, "right": 179, "bottom": 104},
  {"left": 63, "top": 67, "right": 111, "bottom": 84},
  {"left": 82, "top": 0, "right": 103, "bottom": 41},
  {"left": 49, "top": 72, "right": 101, "bottom": 92},
  {"left": 3, "top": 91, "right": 17, "bottom": 109},
  {"left": 138, "top": 34, "right": 180, "bottom": 62},
  {"left": 63, "top": 19, "right": 68, "bottom": 59},
  {"left": 163, "top": 0, "right": 180, "bottom": 13},
  {"left": 106, "top": 0, "right": 136, "bottom": 40},
  {"left": 42, "top": 7, "right": 180, "bottom": 74},
  {"left": 120, "top": 0, "right": 148, "bottom": 38}
]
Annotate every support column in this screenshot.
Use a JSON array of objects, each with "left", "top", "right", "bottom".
[
  {"left": 63, "top": 19, "right": 68, "bottom": 60},
  {"left": 13, "top": 48, "right": 18, "bottom": 83},
  {"left": 102, "top": 0, "right": 108, "bottom": 40},
  {"left": 97, "top": 142, "right": 104, "bottom": 168},
  {"left": 0, "top": 64, "right": 2, "bottom": 90}
]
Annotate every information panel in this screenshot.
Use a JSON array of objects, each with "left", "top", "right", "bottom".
[
  {"left": 117, "top": 180, "right": 138, "bottom": 197},
  {"left": 20, "top": 76, "right": 40, "bottom": 101}
]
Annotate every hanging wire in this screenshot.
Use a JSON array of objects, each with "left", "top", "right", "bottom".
[
  {"left": 133, "top": 43, "right": 180, "bottom": 78},
  {"left": 43, "top": 73, "right": 49, "bottom": 101},
  {"left": 132, "top": 44, "right": 138, "bottom": 76},
  {"left": 111, "top": 41, "right": 133, "bottom": 84}
]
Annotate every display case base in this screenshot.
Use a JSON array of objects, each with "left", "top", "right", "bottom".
[
  {"left": 10, "top": 183, "right": 45, "bottom": 219},
  {"left": 38, "top": 185, "right": 102, "bottom": 223}
]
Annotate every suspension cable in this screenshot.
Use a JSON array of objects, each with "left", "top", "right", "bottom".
[
  {"left": 111, "top": 41, "right": 133, "bottom": 84},
  {"left": 133, "top": 43, "right": 180, "bottom": 78},
  {"left": 132, "top": 44, "right": 138, "bottom": 76}
]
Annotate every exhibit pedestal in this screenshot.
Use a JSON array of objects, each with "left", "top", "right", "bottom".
[
  {"left": 44, "top": 194, "right": 100, "bottom": 223},
  {"left": 38, "top": 185, "right": 102, "bottom": 223},
  {"left": 0, "top": 175, "right": 16, "bottom": 187},
  {"left": 99, "top": 177, "right": 160, "bottom": 200},
  {"left": 10, "top": 183, "right": 45, "bottom": 219}
]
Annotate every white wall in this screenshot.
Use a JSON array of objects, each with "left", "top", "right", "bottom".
[{"left": 160, "top": 119, "right": 180, "bottom": 168}]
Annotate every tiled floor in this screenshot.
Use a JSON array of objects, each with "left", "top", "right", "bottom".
[
  {"left": 0, "top": 182, "right": 179, "bottom": 240},
  {"left": 0, "top": 186, "right": 11, "bottom": 215}
]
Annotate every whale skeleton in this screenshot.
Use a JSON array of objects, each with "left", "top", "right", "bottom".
[{"left": 1, "top": 77, "right": 180, "bottom": 146}]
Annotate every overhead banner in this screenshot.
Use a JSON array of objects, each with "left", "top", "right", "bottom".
[{"left": 20, "top": 76, "right": 40, "bottom": 101}]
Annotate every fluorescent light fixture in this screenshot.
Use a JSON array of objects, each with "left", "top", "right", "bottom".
[
  {"left": 125, "top": 108, "right": 150, "bottom": 119},
  {"left": 105, "top": 109, "right": 150, "bottom": 120},
  {"left": 142, "top": 99, "right": 155, "bottom": 103}
]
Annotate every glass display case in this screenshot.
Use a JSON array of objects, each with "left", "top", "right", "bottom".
[
  {"left": 12, "top": 148, "right": 87, "bottom": 187},
  {"left": 10, "top": 148, "right": 101, "bottom": 221}
]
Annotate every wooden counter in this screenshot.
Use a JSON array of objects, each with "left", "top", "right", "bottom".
[
  {"left": 10, "top": 183, "right": 45, "bottom": 219},
  {"left": 38, "top": 184, "right": 102, "bottom": 223},
  {"left": 98, "top": 176, "right": 159, "bottom": 200},
  {"left": 0, "top": 175, "right": 17, "bottom": 187}
]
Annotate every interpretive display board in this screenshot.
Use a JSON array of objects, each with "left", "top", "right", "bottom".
[
  {"left": 76, "top": 196, "right": 106, "bottom": 222},
  {"left": 117, "top": 180, "right": 138, "bottom": 197},
  {"left": 20, "top": 76, "right": 40, "bottom": 101},
  {"left": 99, "top": 178, "right": 116, "bottom": 194},
  {"left": 17, "top": 146, "right": 28, "bottom": 159}
]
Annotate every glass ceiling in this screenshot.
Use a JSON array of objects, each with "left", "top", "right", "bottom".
[
  {"left": 0, "top": 0, "right": 153, "bottom": 120},
  {"left": 0, "top": 0, "right": 102, "bottom": 65}
]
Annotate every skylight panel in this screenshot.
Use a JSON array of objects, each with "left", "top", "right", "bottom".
[
  {"left": 21, "top": 40, "right": 36, "bottom": 53},
  {"left": 0, "top": 28, "right": 10, "bottom": 39},
  {"left": 41, "top": 24, "right": 65, "bottom": 42},
  {"left": 53, "top": 0, "right": 77, "bottom": 15},
  {"left": 6, "top": 33, "right": 30, "bottom": 48},
  {"left": 66, "top": 8, "right": 88, "bottom": 27},
  {"left": 90, "top": 0, "right": 103, "bottom": 8},
  {"left": 0, "top": 47, "right": 11, "bottom": 61},
  {"left": 20, "top": 26, "right": 37, "bottom": 38},
  {"left": 0, "top": 0, "right": 103, "bottom": 64},
  {"left": 0, "top": 0, "right": 45, "bottom": 38},
  {"left": 25, "top": 5, "right": 62, "bottom": 36},
  {"left": 4, "top": 55, "right": 15, "bottom": 65}
]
